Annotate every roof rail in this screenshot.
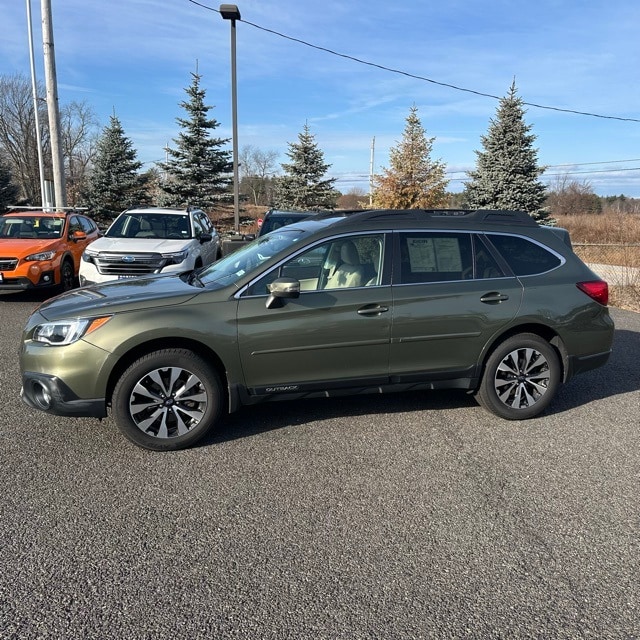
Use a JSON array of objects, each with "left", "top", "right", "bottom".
[
  {"left": 5, "top": 205, "right": 89, "bottom": 215},
  {"left": 7, "top": 204, "right": 89, "bottom": 213},
  {"left": 330, "top": 208, "right": 538, "bottom": 226}
]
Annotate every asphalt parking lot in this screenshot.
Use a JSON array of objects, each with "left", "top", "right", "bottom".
[{"left": 1, "top": 292, "right": 639, "bottom": 639}]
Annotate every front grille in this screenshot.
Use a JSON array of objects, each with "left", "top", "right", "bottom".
[
  {"left": 0, "top": 257, "right": 19, "bottom": 271},
  {"left": 93, "top": 252, "right": 167, "bottom": 276}
]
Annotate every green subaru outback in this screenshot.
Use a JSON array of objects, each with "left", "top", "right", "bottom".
[{"left": 20, "top": 209, "right": 614, "bottom": 450}]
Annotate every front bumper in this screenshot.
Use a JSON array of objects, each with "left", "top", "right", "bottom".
[
  {"left": 0, "top": 271, "right": 57, "bottom": 291},
  {"left": 21, "top": 372, "right": 107, "bottom": 419}
]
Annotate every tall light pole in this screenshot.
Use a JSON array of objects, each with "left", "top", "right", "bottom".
[
  {"left": 26, "top": 0, "right": 47, "bottom": 208},
  {"left": 219, "top": 4, "right": 241, "bottom": 233}
]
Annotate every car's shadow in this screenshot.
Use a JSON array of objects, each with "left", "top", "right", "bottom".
[
  {"left": 201, "top": 325, "right": 640, "bottom": 446},
  {"left": 201, "top": 388, "right": 473, "bottom": 447},
  {"left": 550, "top": 327, "right": 640, "bottom": 413},
  {"left": 0, "top": 289, "right": 58, "bottom": 305}
]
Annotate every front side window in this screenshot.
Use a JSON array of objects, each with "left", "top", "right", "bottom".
[
  {"left": 487, "top": 234, "right": 562, "bottom": 276},
  {"left": 245, "top": 234, "right": 385, "bottom": 296},
  {"left": 192, "top": 215, "right": 205, "bottom": 238},
  {"left": 78, "top": 216, "right": 96, "bottom": 234},
  {"left": 68, "top": 215, "right": 84, "bottom": 235},
  {"left": 196, "top": 213, "right": 213, "bottom": 234}
]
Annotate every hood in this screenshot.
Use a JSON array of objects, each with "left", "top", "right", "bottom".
[
  {"left": 0, "top": 237, "right": 60, "bottom": 257},
  {"left": 37, "top": 273, "right": 202, "bottom": 321},
  {"left": 89, "top": 236, "right": 191, "bottom": 253}
]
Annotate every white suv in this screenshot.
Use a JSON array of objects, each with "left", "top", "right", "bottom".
[{"left": 79, "top": 207, "right": 221, "bottom": 285}]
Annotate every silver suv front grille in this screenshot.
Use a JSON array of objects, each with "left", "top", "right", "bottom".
[{"left": 93, "top": 253, "right": 167, "bottom": 276}]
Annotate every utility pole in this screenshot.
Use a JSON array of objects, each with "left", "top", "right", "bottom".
[
  {"left": 41, "top": 0, "right": 66, "bottom": 209},
  {"left": 369, "top": 136, "right": 375, "bottom": 206}
]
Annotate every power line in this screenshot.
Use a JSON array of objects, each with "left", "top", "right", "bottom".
[{"left": 187, "top": 0, "right": 640, "bottom": 124}]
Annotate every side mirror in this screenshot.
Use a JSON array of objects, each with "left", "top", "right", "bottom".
[
  {"left": 199, "top": 233, "right": 212, "bottom": 244},
  {"left": 266, "top": 277, "right": 300, "bottom": 309},
  {"left": 71, "top": 230, "right": 87, "bottom": 242}
]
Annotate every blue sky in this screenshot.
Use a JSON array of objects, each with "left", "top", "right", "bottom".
[{"left": 2, "top": 0, "right": 640, "bottom": 197}]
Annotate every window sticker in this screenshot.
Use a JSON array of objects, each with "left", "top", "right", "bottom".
[{"left": 407, "top": 237, "right": 462, "bottom": 272}]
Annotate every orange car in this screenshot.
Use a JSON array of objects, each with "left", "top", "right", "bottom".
[{"left": 0, "top": 209, "right": 100, "bottom": 293}]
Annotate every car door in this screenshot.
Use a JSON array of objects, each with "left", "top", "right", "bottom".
[
  {"left": 236, "top": 233, "right": 392, "bottom": 394},
  {"left": 67, "top": 215, "right": 97, "bottom": 271},
  {"left": 389, "top": 231, "right": 523, "bottom": 379}
]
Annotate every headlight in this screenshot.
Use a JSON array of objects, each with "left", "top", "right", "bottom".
[
  {"left": 25, "top": 250, "right": 56, "bottom": 262},
  {"left": 82, "top": 249, "right": 97, "bottom": 263},
  {"left": 32, "top": 316, "right": 111, "bottom": 346},
  {"left": 162, "top": 250, "right": 188, "bottom": 265}
]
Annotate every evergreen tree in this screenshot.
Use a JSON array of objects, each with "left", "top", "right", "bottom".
[
  {"left": 372, "top": 105, "right": 448, "bottom": 209},
  {"left": 273, "top": 123, "right": 338, "bottom": 210},
  {"left": 159, "top": 71, "right": 232, "bottom": 209},
  {"left": 0, "top": 157, "right": 19, "bottom": 210},
  {"left": 465, "top": 81, "right": 552, "bottom": 224},
  {"left": 84, "top": 115, "right": 145, "bottom": 222}
]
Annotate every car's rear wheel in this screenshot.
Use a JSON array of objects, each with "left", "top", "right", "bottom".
[
  {"left": 112, "top": 349, "right": 222, "bottom": 451},
  {"left": 476, "top": 333, "right": 561, "bottom": 420},
  {"left": 59, "top": 259, "right": 75, "bottom": 292}
]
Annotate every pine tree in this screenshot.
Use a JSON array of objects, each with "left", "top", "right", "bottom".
[
  {"left": 273, "top": 123, "right": 338, "bottom": 210},
  {"left": 465, "top": 81, "right": 552, "bottom": 224},
  {"left": 372, "top": 105, "right": 448, "bottom": 209},
  {"left": 84, "top": 115, "right": 145, "bottom": 222},
  {"left": 159, "top": 71, "right": 232, "bottom": 209},
  {"left": 0, "top": 158, "right": 19, "bottom": 210}
]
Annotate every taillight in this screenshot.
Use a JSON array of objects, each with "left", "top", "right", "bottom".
[{"left": 577, "top": 280, "right": 609, "bottom": 305}]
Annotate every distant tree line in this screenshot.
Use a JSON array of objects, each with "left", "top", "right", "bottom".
[{"left": 1, "top": 72, "right": 638, "bottom": 221}]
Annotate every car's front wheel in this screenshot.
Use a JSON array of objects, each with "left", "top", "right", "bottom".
[
  {"left": 112, "top": 349, "right": 222, "bottom": 450},
  {"left": 476, "top": 333, "right": 561, "bottom": 420},
  {"left": 59, "top": 259, "right": 75, "bottom": 292}
]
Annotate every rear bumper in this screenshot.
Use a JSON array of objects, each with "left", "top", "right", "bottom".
[{"left": 566, "top": 349, "right": 612, "bottom": 380}]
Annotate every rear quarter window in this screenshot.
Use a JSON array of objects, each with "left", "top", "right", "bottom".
[{"left": 487, "top": 234, "right": 562, "bottom": 276}]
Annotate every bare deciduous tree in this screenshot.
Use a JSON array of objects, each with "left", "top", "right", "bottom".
[
  {"left": 0, "top": 74, "right": 99, "bottom": 207},
  {"left": 239, "top": 145, "right": 279, "bottom": 206},
  {"left": 546, "top": 174, "right": 602, "bottom": 216},
  {"left": 0, "top": 73, "right": 49, "bottom": 204},
  {"left": 60, "top": 100, "right": 99, "bottom": 205}
]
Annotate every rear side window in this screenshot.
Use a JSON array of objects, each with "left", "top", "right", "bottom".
[
  {"left": 487, "top": 234, "right": 561, "bottom": 276},
  {"left": 397, "top": 232, "right": 472, "bottom": 283}
]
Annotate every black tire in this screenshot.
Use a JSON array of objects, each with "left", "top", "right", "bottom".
[
  {"left": 112, "top": 349, "right": 222, "bottom": 451},
  {"left": 476, "top": 333, "right": 561, "bottom": 420},
  {"left": 59, "top": 259, "right": 76, "bottom": 292}
]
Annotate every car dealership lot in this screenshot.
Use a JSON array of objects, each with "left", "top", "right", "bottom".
[{"left": 1, "top": 293, "right": 639, "bottom": 639}]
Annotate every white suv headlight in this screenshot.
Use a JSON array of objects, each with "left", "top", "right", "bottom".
[{"left": 162, "top": 249, "right": 189, "bottom": 265}]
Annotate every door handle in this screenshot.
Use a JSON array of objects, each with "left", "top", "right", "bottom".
[
  {"left": 480, "top": 292, "right": 509, "bottom": 304},
  {"left": 357, "top": 304, "right": 389, "bottom": 316}
]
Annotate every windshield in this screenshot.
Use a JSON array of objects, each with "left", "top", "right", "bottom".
[
  {"left": 197, "top": 228, "right": 306, "bottom": 290},
  {"left": 0, "top": 216, "right": 64, "bottom": 239},
  {"left": 106, "top": 213, "right": 192, "bottom": 240}
]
